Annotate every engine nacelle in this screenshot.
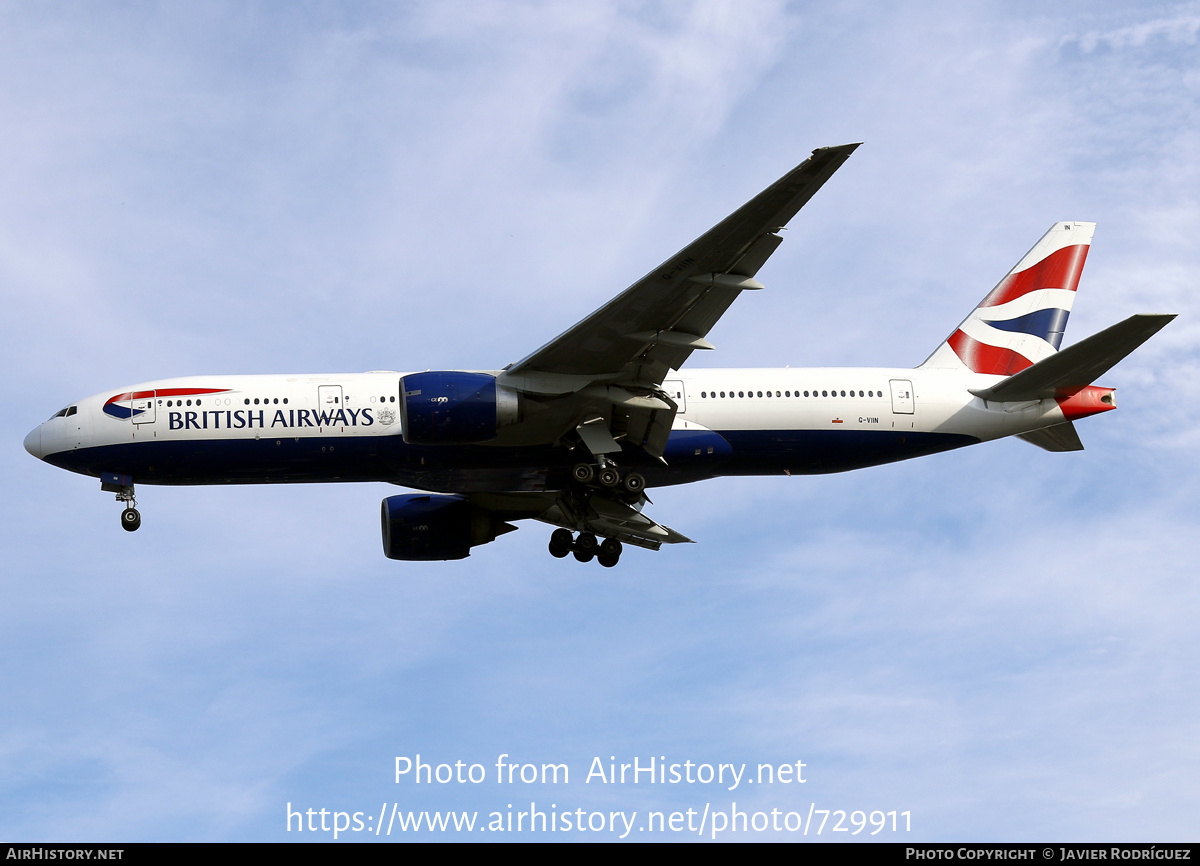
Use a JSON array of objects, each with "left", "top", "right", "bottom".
[
  {"left": 381, "top": 493, "right": 513, "bottom": 561},
  {"left": 399, "top": 371, "right": 519, "bottom": 444}
]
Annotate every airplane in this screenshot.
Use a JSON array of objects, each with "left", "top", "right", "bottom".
[{"left": 23, "top": 143, "right": 1175, "bottom": 568}]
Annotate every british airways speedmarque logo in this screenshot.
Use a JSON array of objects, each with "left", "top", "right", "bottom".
[
  {"left": 946, "top": 241, "right": 1089, "bottom": 377},
  {"left": 103, "top": 387, "right": 231, "bottom": 420}
]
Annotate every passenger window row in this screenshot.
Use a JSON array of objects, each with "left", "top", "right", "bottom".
[
  {"left": 160, "top": 397, "right": 290, "bottom": 407},
  {"left": 698, "top": 389, "right": 881, "bottom": 399}
]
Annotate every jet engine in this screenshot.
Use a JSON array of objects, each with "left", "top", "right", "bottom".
[
  {"left": 398, "top": 371, "right": 520, "bottom": 444},
  {"left": 380, "top": 493, "right": 515, "bottom": 560}
]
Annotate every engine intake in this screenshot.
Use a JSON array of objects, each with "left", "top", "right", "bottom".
[
  {"left": 381, "top": 493, "right": 514, "bottom": 560},
  {"left": 399, "top": 371, "right": 519, "bottom": 444}
]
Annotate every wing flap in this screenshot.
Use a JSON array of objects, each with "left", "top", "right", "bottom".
[{"left": 538, "top": 495, "right": 693, "bottom": 551}]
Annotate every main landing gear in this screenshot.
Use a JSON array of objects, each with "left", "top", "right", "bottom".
[
  {"left": 548, "top": 528, "right": 623, "bottom": 568},
  {"left": 550, "top": 457, "right": 643, "bottom": 567},
  {"left": 571, "top": 461, "right": 645, "bottom": 497}
]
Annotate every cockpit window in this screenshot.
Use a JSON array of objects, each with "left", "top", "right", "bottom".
[{"left": 49, "top": 406, "right": 77, "bottom": 420}]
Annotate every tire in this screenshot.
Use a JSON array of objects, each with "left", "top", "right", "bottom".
[
  {"left": 548, "top": 528, "right": 573, "bottom": 558},
  {"left": 598, "top": 467, "right": 620, "bottom": 487},
  {"left": 572, "top": 463, "right": 595, "bottom": 484},
  {"left": 600, "top": 538, "right": 622, "bottom": 560},
  {"left": 121, "top": 508, "right": 141, "bottom": 532},
  {"left": 573, "top": 549, "right": 594, "bottom": 563},
  {"left": 597, "top": 552, "right": 619, "bottom": 568},
  {"left": 622, "top": 472, "right": 645, "bottom": 493},
  {"left": 575, "top": 531, "right": 599, "bottom": 553}
]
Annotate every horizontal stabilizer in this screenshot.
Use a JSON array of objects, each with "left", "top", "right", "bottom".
[
  {"left": 970, "top": 314, "right": 1175, "bottom": 402},
  {"left": 1017, "top": 422, "right": 1085, "bottom": 452}
]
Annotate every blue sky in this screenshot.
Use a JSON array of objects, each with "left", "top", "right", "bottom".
[{"left": 2, "top": 1, "right": 1198, "bottom": 841}]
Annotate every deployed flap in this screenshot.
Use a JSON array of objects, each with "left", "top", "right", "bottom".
[
  {"left": 971, "top": 314, "right": 1175, "bottom": 402},
  {"left": 1017, "top": 422, "right": 1085, "bottom": 452},
  {"left": 505, "top": 143, "right": 860, "bottom": 386},
  {"left": 576, "top": 417, "right": 622, "bottom": 456},
  {"left": 538, "top": 494, "right": 693, "bottom": 551},
  {"left": 470, "top": 490, "right": 693, "bottom": 551}
]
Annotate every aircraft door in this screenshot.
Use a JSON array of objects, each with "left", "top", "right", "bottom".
[
  {"left": 889, "top": 379, "right": 914, "bottom": 414},
  {"left": 131, "top": 391, "right": 156, "bottom": 425},
  {"left": 664, "top": 379, "right": 687, "bottom": 413},
  {"left": 116, "top": 390, "right": 156, "bottom": 425},
  {"left": 317, "top": 385, "right": 344, "bottom": 425}
]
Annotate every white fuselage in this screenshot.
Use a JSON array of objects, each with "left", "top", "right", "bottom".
[{"left": 26, "top": 366, "right": 1070, "bottom": 492}]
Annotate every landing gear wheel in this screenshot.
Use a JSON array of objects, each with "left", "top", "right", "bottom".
[
  {"left": 573, "top": 549, "right": 595, "bottom": 563},
  {"left": 622, "top": 472, "right": 645, "bottom": 494},
  {"left": 597, "top": 467, "right": 620, "bottom": 487},
  {"left": 575, "top": 532, "right": 599, "bottom": 554},
  {"left": 597, "top": 538, "right": 622, "bottom": 568},
  {"left": 548, "top": 528, "right": 573, "bottom": 558},
  {"left": 121, "top": 508, "right": 141, "bottom": 532},
  {"left": 572, "top": 463, "right": 595, "bottom": 484}
]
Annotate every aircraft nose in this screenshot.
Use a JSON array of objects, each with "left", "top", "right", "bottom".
[{"left": 23, "top": 425, "right": 44, "bottom": 460}]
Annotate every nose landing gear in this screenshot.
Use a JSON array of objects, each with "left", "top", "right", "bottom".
[
  {"left": 121, "top": 507, "right": 141, "bottom": 532},
  {"left": 101, "top": 473, "right": 141, "bottom": 532}
]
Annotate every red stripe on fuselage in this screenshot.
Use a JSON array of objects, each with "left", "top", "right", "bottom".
[
  {"left": 104, "top": 387, "right": 230, "bottom": 407},
  {"left": 153, "top": 387, "right": 231, "bottom": 398}
]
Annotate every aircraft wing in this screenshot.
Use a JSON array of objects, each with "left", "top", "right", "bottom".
[
  {"left": 492, "top": 144, "right": 859, "bottom": 462},
  {"left": 503, "top": 143, "right": 860, "bottom": 389}
]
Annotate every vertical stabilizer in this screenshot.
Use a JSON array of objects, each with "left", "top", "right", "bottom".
[{"left": 921, "top": 222, "right": 1095, "bottom": 373}]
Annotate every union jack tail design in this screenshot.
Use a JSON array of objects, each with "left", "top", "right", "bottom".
[{"left": 921, "top": 222, "right": 1095, "bottom": 375}]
